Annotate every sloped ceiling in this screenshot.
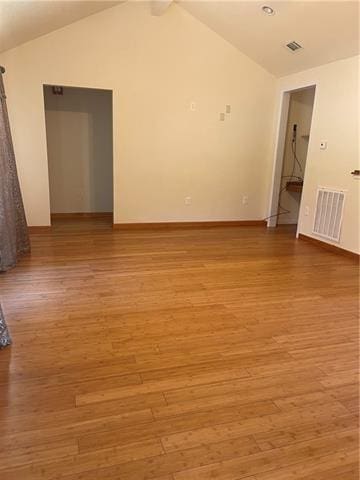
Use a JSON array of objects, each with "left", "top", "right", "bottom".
[
  {"left": 0, "top": 1, "right": 358, "bottom": 77},
  {"left": 0, "top": 1, "right": 121, "bottom": 53},
  {"left": 178, "top": 1, "right": 359, "bottom": 76}
]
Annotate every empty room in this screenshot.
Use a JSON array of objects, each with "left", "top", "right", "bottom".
[{"left": 0, "top": 1, "right": 359, "bottom": 479}]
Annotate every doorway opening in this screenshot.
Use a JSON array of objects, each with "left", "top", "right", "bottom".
[
  {"left": 43, "top": 85, "right": 113, "bottom": 226},
  {"left": 268, "top": 85, "right": 316, "bottom": 232}
]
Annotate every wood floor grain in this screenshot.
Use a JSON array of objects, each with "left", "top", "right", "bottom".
[{"left": 0, "top": 218, "right": 358, "bottom": 479}]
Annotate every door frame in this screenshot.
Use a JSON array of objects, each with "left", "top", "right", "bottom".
[
  {"left": 267, "top": 82, "right": 317, "bottom": 236},
  {"left": 42, "top": 83, "right": 114, "bottom": 225}
]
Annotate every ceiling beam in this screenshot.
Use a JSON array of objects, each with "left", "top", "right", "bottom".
[{"left": 151, "top": 0, "right": 173, "bottom": 16}]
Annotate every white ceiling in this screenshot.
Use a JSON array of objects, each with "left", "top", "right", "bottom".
[
  {"left": 178, "top": 1, "right": 359, "bottom": 76},
  {"left": 0, "top": 1, "right": 358, "bottom": 77},
  {"left": 0, "top": 1, "right": 120, "bottom": 53}
]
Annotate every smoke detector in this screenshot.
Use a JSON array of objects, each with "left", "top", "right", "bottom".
[
  {"left": 262, "top": 5, "right": 275, "bottom": 15},
  {"left": 286, "top": 41, "right": 303, "bottom": 52}
]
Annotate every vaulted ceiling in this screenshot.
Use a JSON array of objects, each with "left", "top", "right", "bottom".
[
  {"left": 0, "top": 1, "right": 358, "bottom": 77},
  {"left": 178, "top": 1, "right": 359, "bottom": 76},
  {"left": 0, "top": 1, "right": 121, "bottom": 53}
]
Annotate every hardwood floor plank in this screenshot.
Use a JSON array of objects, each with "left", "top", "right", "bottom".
[
  {"left": 172, "top": 431, "right": 358, "bottom": 480},
  {"left": 253, "top": 414, "right": 356, "bottom": 450},
  {"left": 164, "top": 370, "right": 325, "bottom": 405},
  {"left": 1, "top": 408, "right": 155, "bottom": 450},
  {"left": 255, "top": 450, "right": 359, "bottom": 480},
  {"left": 0, "top": 220, "right": 357, "bottom": 479},
  {"left": 66, "top": 435, "right": 260, "bottom": 480},
  {"left": 1, "top": 439, "right": 164, "bottom": 480},
  {"left": 160, "top": 402, "right": 351, "bottom": 452},
  {"left": 0, "top": 439, "right": 78, "bottom": 471},
  {"left": 78, "top": 400, "right": 279, "bottom": 453},
  {"left": 76, "top": 367, "right": 250, "bottom": 406},
  {"left": 0, "top": 401, "right": 160, "bottom": 436}
]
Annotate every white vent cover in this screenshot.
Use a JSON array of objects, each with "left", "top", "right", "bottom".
[
  {"left": 286, "top": 41, "right": 302, "bottom": 52},
  {"left": 313, "top": 188, "right": 345, "bottom": 242}
]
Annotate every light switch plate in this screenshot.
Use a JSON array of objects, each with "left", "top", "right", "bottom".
[{"left": 320, "top": 141, "right": 327, "bottom": 150}]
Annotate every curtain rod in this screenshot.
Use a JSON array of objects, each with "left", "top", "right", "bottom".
[{"left": 0, "top": 66, "right": 5, "bottom": 74}]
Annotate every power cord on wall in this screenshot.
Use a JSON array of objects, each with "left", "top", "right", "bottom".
[{"left": 265, "top": 124, "right": 303, "bottom": 222}]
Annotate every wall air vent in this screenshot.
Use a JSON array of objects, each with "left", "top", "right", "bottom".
[
  {"left": 313, "top": 187, "right": 345, "bottom": 242},
  {"left": 286, "top": 41, "right": 302, "bottom": 52}
]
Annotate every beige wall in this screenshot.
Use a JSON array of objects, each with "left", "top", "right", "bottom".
[
  {"left": 0, "top": 2, "right": 276, "bottom": 226},
  {"left": 272, "top": 56, "right": 359, "bottom": 253},
  {"left": 1, "top": 2, "right": 358, "bottom": 254},
  {"left": 278, "top": 87, "right": 315, "bottom": 224},
  {"left": 44, "top": 86, "right": 113, "bottom": 214}
]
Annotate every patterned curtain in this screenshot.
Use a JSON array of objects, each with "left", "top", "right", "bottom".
[
  {"left": 0, "top": 304, "right": 11, "bottom": 348},
  {"left": 0, "top": 68, "right": 30, "bottom": 348}
]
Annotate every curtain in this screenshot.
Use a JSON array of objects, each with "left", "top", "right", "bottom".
[
  {"left": 0, "top": 69, "right": 30, "bottom": 347},
  {"left": 0, "top": 304, "right": 11, "bottom": 348}
]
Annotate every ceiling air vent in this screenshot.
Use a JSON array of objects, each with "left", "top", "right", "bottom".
[{"left": 286, "top": 41, "right": 302, "bottom": 52}]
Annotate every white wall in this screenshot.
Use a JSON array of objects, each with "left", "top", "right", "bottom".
[
  {"left": 0, "top": 2, "right": 276, "bottom": 226},
  {"left": 44, "top": 86, "right": 113, "bottom": 214},
  {"left": 272, "top": 56, "right": 359, "bottom": 254},
  {"left": 278, "top": 87, "right": 315, "bottom": 224}
]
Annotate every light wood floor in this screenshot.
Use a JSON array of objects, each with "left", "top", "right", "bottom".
[{"left": 0, "top": 218, "right": 358, "bottom": 480}]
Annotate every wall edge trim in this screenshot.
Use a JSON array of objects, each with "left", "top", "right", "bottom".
[
  {"left": 28, "top": 226, "right": 52, "bottom": 233},
  {"left": 51, "top": 212, "right": 113, "bottom": 219},
  {"left": 298, "top": 233, "right": 359, "bottom": 261},
  {"left": 113, "top": 220, "right": 267, "bottom": 230}
]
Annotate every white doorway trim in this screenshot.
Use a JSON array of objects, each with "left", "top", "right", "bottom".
[
  {"left": 43, "top": 83, "right": 114, "bottom": 225},
  {"left": 267, "top": 82, "right": 317, "bottom": 235}
]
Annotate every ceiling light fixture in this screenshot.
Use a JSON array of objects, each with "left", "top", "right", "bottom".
[{"left": 262, "top": 5, "right": 275, "bottom": 15}]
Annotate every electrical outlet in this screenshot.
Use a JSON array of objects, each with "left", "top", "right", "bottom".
[
  {"left": 184, "top": 196, "right": 192, "bottom": 206},
  {"left": 242, "top": 195, "right": 249, "bottom": 205},
  {"left": 190, "top": 102, "right": 196, "bottom": 112},
  {"left": 304, "top": 206, "right": 310, "bottom": 216}
]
